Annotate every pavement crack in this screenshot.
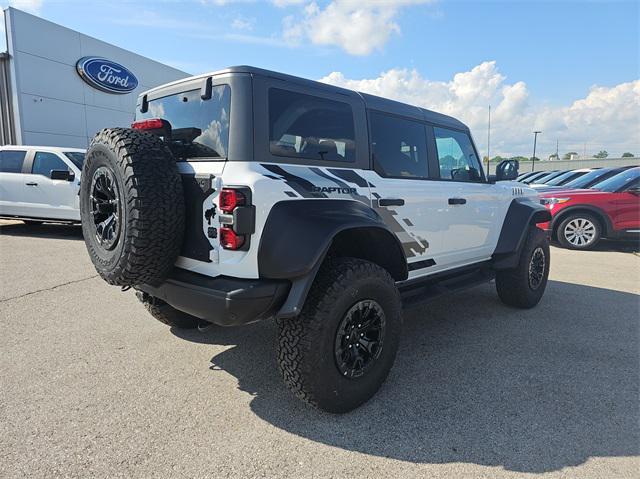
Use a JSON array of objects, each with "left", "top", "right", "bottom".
[{"left": 0, "top": 274, "right": 100, "bottom": 303}]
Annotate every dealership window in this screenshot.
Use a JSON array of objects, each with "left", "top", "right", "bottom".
[
  {"left": 32, "top": 152, "right": 69, "bottom": 177},
  {"left": 370, "top": 112, "right": 428, "bottom": 178},
  {"left": 0, "top": 150, "right": 26, "bottom": 173},
  {"left": 138, "top": 85, "right": 231, "bottom": 160},
  {"left": 434, "top": 127, "right": 483, "bottom": 182},
  {"left": 269, "top": 88, "right": 356, "bottom": 163}
]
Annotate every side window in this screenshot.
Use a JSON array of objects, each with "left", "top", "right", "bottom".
[
  {"left": 269, "top": 88, "right": 356, "bottom": 163},
  {"left": 0, "top": 150, "right": 26, "bottom": 173},
  {"left": 32, "top": 152, "right": 69, "bottom": 177},
  {"left": 370, "top": 112, "right": 428, "bottom": 178},
  {"left": 434, "top": 127, "right": 483, "bottom": 182}
]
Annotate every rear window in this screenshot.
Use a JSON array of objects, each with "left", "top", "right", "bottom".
[
  {"left": 0, "top": 150, "right": 26, "bottom": 173},
  {"left": 269, "top": 88, "right": 356, "bottom": 163},
  {"left": 137, "top": 85, "right": 231, "bottom": 160}
]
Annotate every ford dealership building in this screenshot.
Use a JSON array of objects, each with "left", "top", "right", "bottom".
[{"left": 0, "top": 7, "right": 189, "bottom": 147}]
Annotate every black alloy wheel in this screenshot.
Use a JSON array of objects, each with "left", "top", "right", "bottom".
[
  {"left": 90, "top": 166, "right": 122, "bottom": 251},
  {"left": 334, "top": 299, "right": 386, "bottom": 379}
]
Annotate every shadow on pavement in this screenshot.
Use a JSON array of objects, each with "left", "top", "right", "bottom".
[
  {"left": 552, "top": 239, "right": 639, "bottom": 253},
  {"left": 172, "top": 280, "right": 639, "bottom": 473},
  {"left": 0, "top": 222, "right": 83, "bottom": 240}
]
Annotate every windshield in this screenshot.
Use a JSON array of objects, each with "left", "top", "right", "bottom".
[
  {"left": 64, "top": 152, "right": 85, "bottom": 169},
  {"left": 137, "top": 85, "right": 231, "bottom": 160},
  {"left": 531, "top": 171, "right": 561, "bottom": 184},
  {"left": 564, "top": 168, "right": 615, "bottom": 189},
  {"left": 545, "top": 170, "right": 586, "bottom": 186},
  {"left": 593, "top": 168, "right": 640, "bottom": 192},
  {"left": 522, "top": 172, "right": 549, "bottom": 184}
]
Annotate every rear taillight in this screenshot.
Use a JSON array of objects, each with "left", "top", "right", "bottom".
[
  {"left": 131, "top": 118, "right": 165, "bottom": 130},
  {"left": 219, "top": 226, "right": 245, "bottom": 250},
  {"left": 219, "top": 188, "right": 246, "bottom": 213},
  {"left": 217, "top": 187, "right": 254, "bottom": 251}
]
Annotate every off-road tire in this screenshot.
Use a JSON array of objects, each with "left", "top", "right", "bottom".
[
  {"left": 80, "top": 128, "right": 185, "bottom": 286},
  {"left": 276, "top": 257, "right": 402, "bottom": 413},
  {"left": 556, "top": 212, "right": 602, "bottom": 250},
  {"left": 496, "top": 226, "right": 550, "bottom": 309},
  {"left": 136, "top": 292, "right": 200, "bottom": 329}
]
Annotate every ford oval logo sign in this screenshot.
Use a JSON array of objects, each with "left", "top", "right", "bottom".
[{"left": 76, "top": 57, "right": 138, "bottom": 94}]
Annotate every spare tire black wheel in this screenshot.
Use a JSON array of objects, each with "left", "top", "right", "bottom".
[{"left": 80, "top": 128, "right": 185, "bottom": 286}]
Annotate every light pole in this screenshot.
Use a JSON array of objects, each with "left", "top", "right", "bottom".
[{"left": 531, "top": 131, "right": 541, "bottom": 172}]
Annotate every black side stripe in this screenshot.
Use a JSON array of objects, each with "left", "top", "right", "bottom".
[
  {"left": 408, "top": 258, "right": 436, "bottom": 271},
  {"left": 327, "top": 169, "right": 371, "bottom": 188},
  {"left": 260, "top": 164, "right": 327, "bottom": 199}
]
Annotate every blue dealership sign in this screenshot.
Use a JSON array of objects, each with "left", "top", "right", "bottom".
[{"left": 76, "top": 57, "right": 138, "bottom": 94}]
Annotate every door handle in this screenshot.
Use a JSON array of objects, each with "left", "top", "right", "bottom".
[
  {"left": 25, "top": 182, "right": 38, "bottom": 186},
  {"left": 378, "top": 198, "right": 405, "bottom": 207},
  {"left": 448, "top": 197, "right": 467, "bottom": 205}
]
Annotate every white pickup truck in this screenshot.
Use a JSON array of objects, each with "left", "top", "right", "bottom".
[{"left": 0, "top": 145, "right": 85, "bottom": 224}]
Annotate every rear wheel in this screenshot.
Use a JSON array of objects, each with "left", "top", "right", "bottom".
[
  {"left": 276, "top": 258, "right": 402, "bottom": 413},
  {"left": 496, "top": 226, "right": 550, "bottom": 309},
  {"left": 136, "top": 292, "right": 200, "bottom": 329},
  {"left": 557, "top": 213, "right": 601, "bottom": 250}
]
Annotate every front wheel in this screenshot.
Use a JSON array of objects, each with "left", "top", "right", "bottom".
[
  {"left": 557, "top": 213, "right": 601, "bottom": 250},
  {"left": 276, "top": 258, "right": 402, "bottom": 413},
  {"left": 496, "top": 226, "right": 550, "bottom": 309}
]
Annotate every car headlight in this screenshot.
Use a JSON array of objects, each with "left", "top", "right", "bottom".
[{"left": 540, "top": 197, "right": 570, "bottom": 206}]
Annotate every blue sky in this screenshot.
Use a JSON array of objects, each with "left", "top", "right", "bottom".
[{"left": 2, "top": 0, "right": 639, "bottom": 157}]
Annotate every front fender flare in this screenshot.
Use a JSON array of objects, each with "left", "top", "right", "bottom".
[{"left": 492, "top": 198, "right": 551, "bottom": 270}]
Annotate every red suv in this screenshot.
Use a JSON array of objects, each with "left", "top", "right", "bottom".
[{"left": 538, "top": 167, "right": 640, "bottom": 249}]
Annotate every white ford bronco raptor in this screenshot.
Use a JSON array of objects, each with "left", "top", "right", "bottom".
[{"left": 80, "top": 66, "right": 551, "bottom": 413}]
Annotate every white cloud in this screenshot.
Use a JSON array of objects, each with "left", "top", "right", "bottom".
[
  {"left": 272, "top": 0, "right": 306, "bottom": 6},
  {"left": 282, "top": 0, "right": 433, "bottom": 56},
  {"left": 320, "top": 62, "right": 640, "bottom": 157},
  {"left": 231, "top": 15, "right": 255, "bottom": 31}
]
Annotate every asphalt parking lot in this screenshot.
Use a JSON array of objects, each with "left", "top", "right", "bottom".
[{"left": 1, "top": 220, "right": 638, "bottom": 479}]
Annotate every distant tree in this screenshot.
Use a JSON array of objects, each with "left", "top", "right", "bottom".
[
  {"left": 491, "top": 155, "right": 505, "bottom": 162},
  {"left": 563, "top": 151, "right": 578, "bottom": 160},
  {"left": 510, "top": 156, "right": 529, "bottom": 162},
  {"left": 531, "top": 156, "right": 541, "bottom": 162},
  {"left": 622, "top": 152, "right": 635, "bottom": 158},
  {"left": 594, "top": 150, "right": 609, "bottom": 159},
  {"left": 548, "top": 153, "right": 559, "bottom": 161}
]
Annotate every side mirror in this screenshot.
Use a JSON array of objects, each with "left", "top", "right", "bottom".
[
  {"left": 50, "top": 169, "right": 74, "bottom": 181},
  {"left": 495, "top": 159, "right": 519, "bottom": 181}
]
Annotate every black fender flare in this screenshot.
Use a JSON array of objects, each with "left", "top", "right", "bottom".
[
  {"left": 492, "top": 197, "right": 552, "bottom": 270},
  {"left": 258, "top": 199, "right": 407, "bottom": 318}
]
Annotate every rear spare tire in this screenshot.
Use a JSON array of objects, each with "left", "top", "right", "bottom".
[{"left": 80, "top": 128, "right": 185, "bottom": 286}]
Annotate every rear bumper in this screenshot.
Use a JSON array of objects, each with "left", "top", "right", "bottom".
[{"left": 138, "top": 268, "right": 290, "bottom": 326}]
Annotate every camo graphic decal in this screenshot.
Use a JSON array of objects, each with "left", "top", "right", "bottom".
[{"left": 260, "top": 164, "right": 327, "bottom": 199}]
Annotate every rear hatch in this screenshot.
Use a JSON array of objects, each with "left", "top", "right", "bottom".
[{"left": 135, "top": 85, "right": 231, "bottom": 263}]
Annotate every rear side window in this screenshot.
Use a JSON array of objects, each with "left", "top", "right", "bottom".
[
  {"left": 32, "top": 152, "right": 69, "bottom": 176},
  {"left": 434, "top": 127, "right": 483, "bottom": 182},
  {"left": 370, "top": 112, "right": 428, "bottom": 178},
  {"left": 0, "top": 150, "right": 26, "bottom": 173},
  {"left": 138, "top": 85, "right": 231, "bottom": 160},
  {"left": 269, "top": 88, "right": 355, "bottom": 163}
]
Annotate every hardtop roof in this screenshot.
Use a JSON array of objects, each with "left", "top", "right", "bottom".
[{"left": 142, "top": 65, "right": 468, "bottom": 130}]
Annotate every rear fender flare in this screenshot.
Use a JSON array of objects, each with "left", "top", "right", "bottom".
[{"left": 257, "top": 200, "right": 407, "bottom": 318}]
